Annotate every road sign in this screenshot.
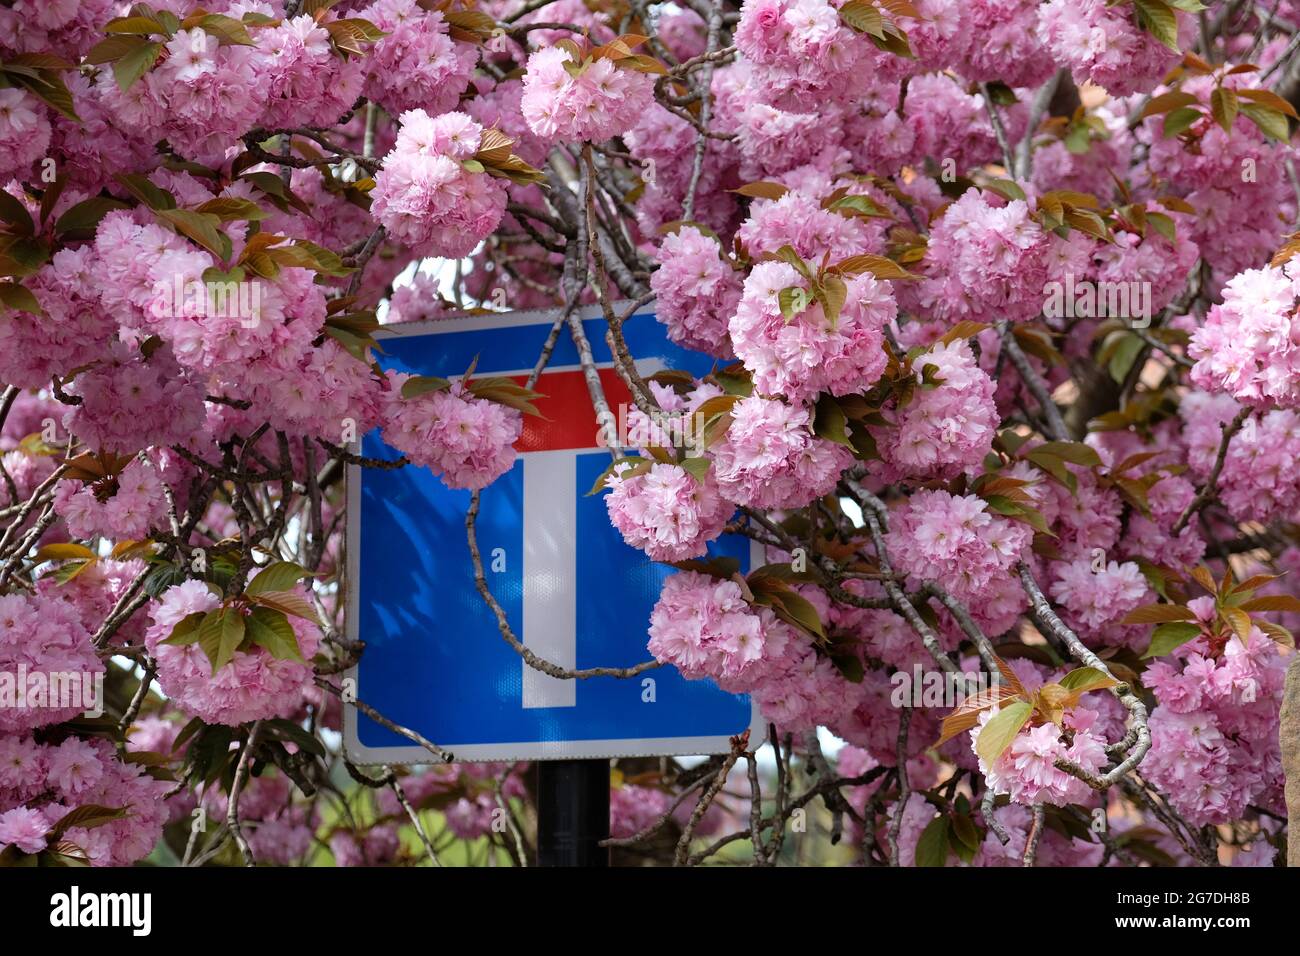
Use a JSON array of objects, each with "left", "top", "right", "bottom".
[{"left": 344, "top": 303, "right": 760, "bottom": 763}]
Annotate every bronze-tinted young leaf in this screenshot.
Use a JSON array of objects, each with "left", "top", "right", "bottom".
[
  {"left": 190, "top": 13, "right": 256, "bottom": 45},
  {"left": 936, "top": 685, "right": 1020, "bottom": 746},
  {"left": 194, "top": 197, "right": 267, "bottom": 222},
  {"left": 48, "top": 805, "right": 129, "bottom": 841},
  {"left": 250, "top": 589, "right": 320, "bottom": 625},
  {"left": 1220, "top": 606, "right": 1252, "bottom": 643},
  {"left": 1238, "top": 594, "right": 1300, "bottom": 614},
  {"left": 1258, "top": 620, "right": 1296, "bottom": 648},
  {"left": 1120, "top": 603, "right": 1196, "bottom": 624},
  {"left": 731, "top": 181, "right": 789, "bottom": 201},
  {"left": 1235, "top": 88, "right": 1299, "bottom": 118},
  {"left": 266, "top": 240, "right": 352, "bottom": 276},
  {"left": 1141, "top": 90, "right": 1199, "bottom": 117},
  {"left": 833, "top": 253, "right": 918, "bottom": 280},
  {"left": 938, "top": 321, "right": 990, "bottom": 346},
  {"left": 33, "top": 542, "right": 97, "bottom": 563}
]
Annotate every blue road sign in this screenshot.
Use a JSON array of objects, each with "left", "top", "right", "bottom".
[{"left": 344, "top": 304, "right": 760, "bottom": 762}]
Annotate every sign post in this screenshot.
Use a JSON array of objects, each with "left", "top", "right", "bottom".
[
  {"left": 344, "top": 304, "right": 761, "bottom": 863},
  {"left": 537, "top": 759, "right": 611, "bottom": 867}
]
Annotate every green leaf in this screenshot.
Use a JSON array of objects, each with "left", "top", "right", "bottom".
[
  {"left": 1025, "top": 450, "right": 1078, "bottom": 495},
  {"left": 155, "top": 208, "right": 231, "bottom": 261},
  {"left": 193, "top": 197, "right": 267, "bottom": 222},
  {"left": 196, "top": 611, "right": 225, "bottom": 673},
  {"left": 983, "top": 179, "right": 1026, "bottom": 203},
  {"left": 213, "top": 609, "right": 245, "bottom": 673},
  {"left": 1162, "top": 106, "right": 1202, "bottom": 137},
  {"left": 813, "top": 394, "right": 855, "bottom": 451},
  {"left": 113, "top": 173, "right": 175, "bottom": 210},
  {"left": 827, "top": 194, "right": 891, "bottom": 219},
  {"left": 104, "top": 15, "right": 169, "bottom": 36},
  {"left": 1057, "top": 666, "right": 1118, "bottom": 694},
  {"left": 0, "top": 189, "right": 34, "bottom": 236},
  {"left": 266, "top": 240, "right": 352, "bottom": 276},
  {"left": 1121, "top": 603, "right": 1196, "bottom": 624},
  {"left": 0, "top": 283, "right": 41, "bottom": 315},
  {"left": 838, "top": 0, "right": 884, "bottom": 36},
  {"left": 1032, "top": 441, "right": 1102, "bottom": 467},
  {"left": 53, "top": 197, "right": 130, "bottom": 238},
  {"left": 770, "top": 589, "right": 826, "bottom": 640},
  {"left": 950, "top": 812, "right": 980, "bottom": 852},
  {"left": 975, "top": 700, "right": 1033, "bottom": 765},
  {"left": 245, "top": 561, "right": 310, "bottom": 597},
  {"left": 86, "top": 33, "right": 151, "bottom": 64},
  {"left": 1142, "top": 622, "right": 1202, "bottom": 658},
  {"left": 1134, "top": 0, "right": 1180, "bottom": 52},
  {"left": 1147, "top": 211, "right": 1177, "bottom": 243},
  {"left": 818, "top": 273, "right": 848, "bottom": 327},
  {"left": 1106, "top": 331, "right": 1145, "bottom": 383},
  {"left": 245, "top": 606, "right": 304, "bottom": 663},
  {"left": 113, "top": 40, "right": 163, "bottom": 92},
  {"left": 1210, "top": 86, "right": 1238, "bottom": 134},
  {"left": 1240, "top": 104, "right": 1291, "bottom": 142},
  {"left": 48, "top": 805, "right": 129, "bottom": 841},
  {"left": 774, "top": 244, "right": 811, "bottom": 279},
  {"left": 400, "top": 375, "right": 453, "bottom": 399},
  {"left": 777, "top": 285, "right": 810, "bottom": 321},
  {"left": 914, "top": 815, "right": 950, "bottom": 867},
  {"left": 159, "top": 612, "right": 206, "bottom": 647},
  {"left": 192, "top": 13, "right": 256, "bottom": 46},
  {"left": 263, "top": 718, "right": 326, "bottom": 757},
  {"left": 584, "top": 456, "right": 646, "bottom": 495},
  {"left": 680, "top": 456, "right": 711, "bottom": 482}
]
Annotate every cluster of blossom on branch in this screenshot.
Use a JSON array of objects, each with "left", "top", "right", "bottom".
[{"left": 1, "top": 0, "right": 1299, "bottom": 868}]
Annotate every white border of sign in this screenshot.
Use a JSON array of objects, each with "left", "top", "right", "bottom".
[{"left": 343, "top": 303, "right": 764, "bottom": 764}]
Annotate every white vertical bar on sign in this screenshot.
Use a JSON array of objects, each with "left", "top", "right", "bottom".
[{"left": 522, "top": 453, "right": 578, "bottom": 708}]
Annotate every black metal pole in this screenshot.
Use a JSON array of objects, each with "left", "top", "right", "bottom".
[{"left": 536, "top": 759, "right": 610, "bottom": 866}]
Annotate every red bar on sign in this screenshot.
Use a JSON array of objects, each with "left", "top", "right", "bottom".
[{"left": 511, "top": 368, "right": 633, "bottom": 453}]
